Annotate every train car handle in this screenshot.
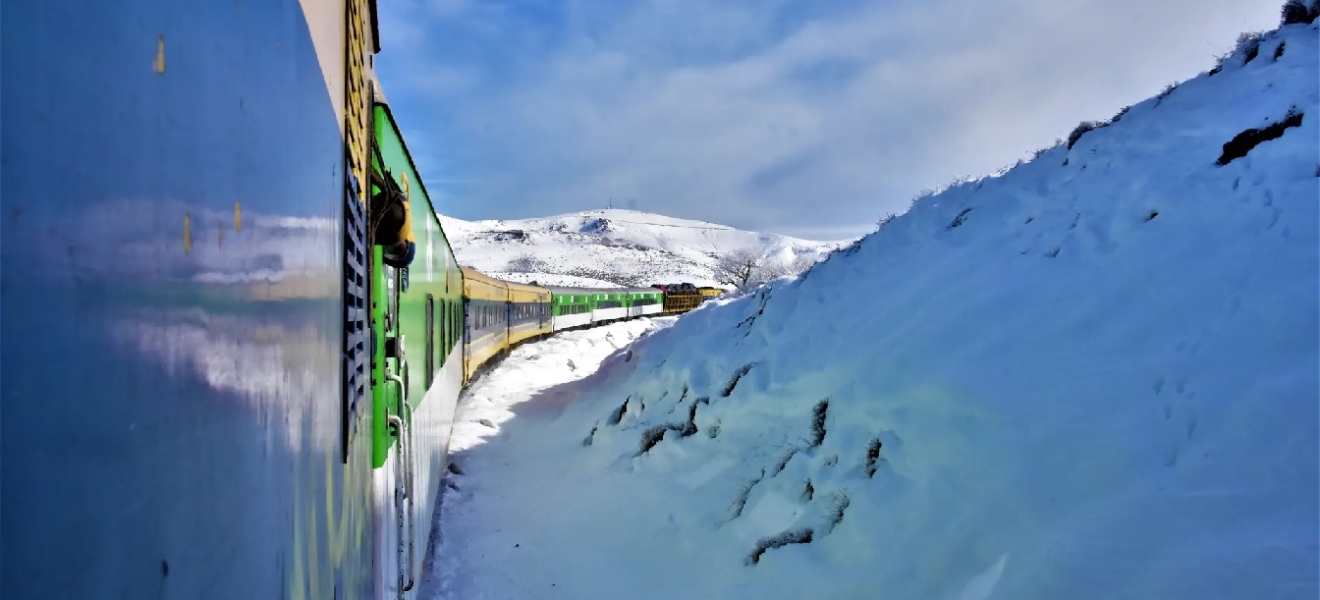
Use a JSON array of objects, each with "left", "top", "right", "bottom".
[{"left": 386, "top": 374, "right": 417, "bottom": 595}]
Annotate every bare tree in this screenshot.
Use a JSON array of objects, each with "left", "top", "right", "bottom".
[
  {"left": 713, "top": 247, "right": 766, "bottom": 291},
  {"left": 788, "top": 252, "right": 819, "bottom": 273},
  {"left": 715, "top": 248, "right": 820, "bottom": 292}
]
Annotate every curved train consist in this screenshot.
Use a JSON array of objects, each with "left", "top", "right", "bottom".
[{"left": 1, "top": 2, "right": 720, "bottom": 599}]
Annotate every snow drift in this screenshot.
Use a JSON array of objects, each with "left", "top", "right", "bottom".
[{"left": 430, "top": 18, "right": 1318, "bottom": 600}]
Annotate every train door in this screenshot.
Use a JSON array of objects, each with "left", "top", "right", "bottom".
[
  {"left": 366, "top": 155, "right": 420, "bottom": 597},
  {"left": 461, "top": 297, "right": 471, "bottom": 379}
]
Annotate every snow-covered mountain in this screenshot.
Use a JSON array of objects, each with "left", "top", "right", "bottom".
[
  {"left": 438, "top": 209, "right": 848, "bottom": 288},
  {"left": 429, "top": 14, "right": 1318, "bottom": 600}
]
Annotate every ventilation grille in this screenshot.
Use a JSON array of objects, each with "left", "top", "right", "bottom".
[
  {"left": 342, "top": 0, "right": 373, "bottom": 463},
  {"left": 342, "top": 173, "right": 370, "bottom": 462}
]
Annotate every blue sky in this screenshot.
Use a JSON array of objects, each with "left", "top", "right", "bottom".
[{"left": 374, "top": 0, "right": 1281, "bottom": 240}]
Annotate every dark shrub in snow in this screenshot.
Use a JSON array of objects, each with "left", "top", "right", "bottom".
[
  {"left": 1217, "top": 108, "right": 1305, "bottom": 166},
  {"left": 1280, "top": 0, "right": 1310, "bottom": 24},
  {"left": 1067, "top": 120, "right": 1106, "bottom": 150}
]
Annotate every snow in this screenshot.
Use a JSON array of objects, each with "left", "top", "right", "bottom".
[
  {"left": 440, "top": 318, "right": 672, "bottom": 456},
  {"left": 475, "top": 271, "right": 625, "bottom": 289},
  {"left": 438, "top": 209, "right": 847, "bottom": 288},
  {"left": 424, "top": 20, "right": 1318, "bottom": 600}
]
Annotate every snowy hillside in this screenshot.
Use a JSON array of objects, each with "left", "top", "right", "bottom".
[
  {"left": 438, "top": 209, "right": 846, "bottom": 288},
  {"left": 428, "top": 15, "right": 1318, "bottom": 600}
]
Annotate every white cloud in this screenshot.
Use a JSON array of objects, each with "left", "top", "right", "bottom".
[{"left": 375, "top": 0, "right": 1283, "bottom": 238}]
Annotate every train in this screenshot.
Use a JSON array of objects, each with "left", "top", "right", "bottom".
[{"left": 0, "top": 2, "right": 722, "bottom": 599}]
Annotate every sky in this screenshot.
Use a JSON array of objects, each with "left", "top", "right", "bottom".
[{"left": 373, "top": 0, "right": 1282, "bottom": 241}]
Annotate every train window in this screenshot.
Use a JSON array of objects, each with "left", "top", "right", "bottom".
[
  {"left": 425, "top": 294, "right": 435, "bottom": 387},
  {"left": 438, "top": 300, "right": 446, "bottom": 364}
]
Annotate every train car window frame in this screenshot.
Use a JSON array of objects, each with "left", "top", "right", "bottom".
[
  {"left": 438, "top": 299, "right": 447, "bottom": 366},
  {"left": 425, "top": 293, "right": 435, "bottom": 388}
]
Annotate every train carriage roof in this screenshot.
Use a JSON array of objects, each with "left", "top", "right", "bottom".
[
  {"left": 503, "top": 278, "right": 551, "bottom": 296},
  {"left": 460, "top": 265, "right": 510, "bottom": 301},
  {"left": 545, "top": 286, "right": 640, "bottom": 296}
]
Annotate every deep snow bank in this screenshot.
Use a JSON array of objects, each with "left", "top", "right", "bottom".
[{"left": 431, "top": 19, "right": 1318, "bottom": 600}]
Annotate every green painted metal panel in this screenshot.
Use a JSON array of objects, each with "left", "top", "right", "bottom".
[{"left": 370, "top": 103, "right": 466, "bottom": 469}]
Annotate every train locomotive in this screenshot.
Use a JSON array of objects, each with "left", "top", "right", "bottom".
[{"left": 0, "top": 2, "right": 720, "bottom": 599}]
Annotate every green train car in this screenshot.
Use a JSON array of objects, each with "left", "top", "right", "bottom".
[{"left": 1, "top": 1, "right": 726, "bottom": 597}]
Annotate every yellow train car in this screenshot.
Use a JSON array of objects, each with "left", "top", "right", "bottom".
[
  {"left": 461, "top": 266, "right": 510, "bottom": 383},
  {"left": 697, "top": 287, "right": 725, "bottom": 300},
  {"left": 662, "top": 291, "right": 704, "bottom": 315},
  {"left": 506, "top": 280, "right": 553, "bottom": 346}
]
